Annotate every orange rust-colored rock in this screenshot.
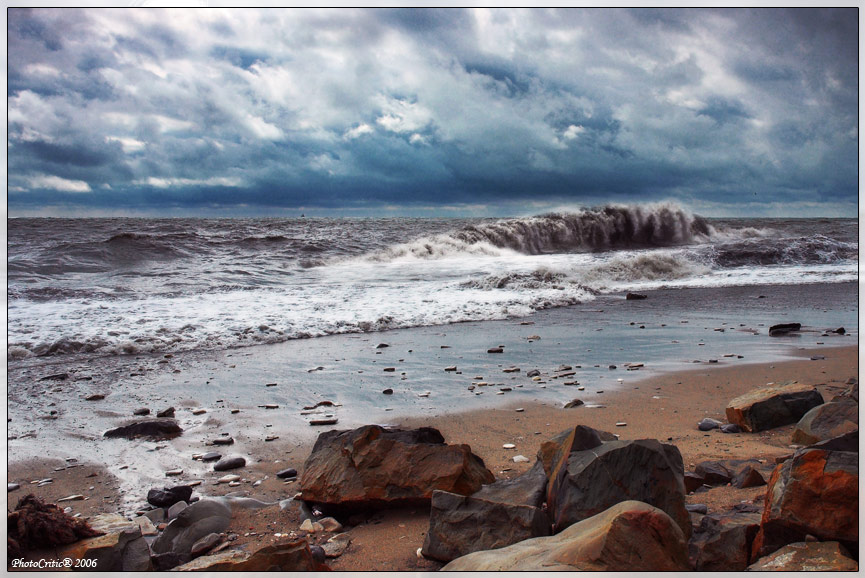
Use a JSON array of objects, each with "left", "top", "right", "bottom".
[
  {"left": 725, "top": 384, "right": 823, "bottom": 432},
  {"left": 751, "top": 448, "right": 858, "bottom": 561},
  {"left": 299, "top": 425, "right": 494, "bottom": 512},
  {"left": 748, "top": 541, "right": 858, "bottom": 571}
]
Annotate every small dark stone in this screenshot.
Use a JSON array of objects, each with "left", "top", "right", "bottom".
[
  {"left": 487, "top": 347, "right": 504, "bottom": 353},
  {"left": 103, "top": 419, "right": 182, "bottom": 440},
  {"left": 277, "top": 468, "right": 298, "bottom": 479},
  {"left": 382, "top": 388, "right": 394, "bottom": 395},
  {"left": 133, "top": 408, "right": 151, "bottom": 416},
  {"left": 156, "top": 407, "right": 175, "bottom": 418},
  {"left": 720, "top": 423, "right": 741, "bottom": 434},
  {"left": 834, "top": 327, "right": 846, "bottom": 335},
  {"left": 147, "top": 485, "right": 193, "bottom": 508},
  {"left": 310, "top": 545, "right": 326, "bottom": 564},
  {"left": 564, "top": 399, "right": 584, "bottom": 409},
  {"left": 768, "top": 322, "right": 802, "bottom": 336},
  {"left": 626, "top": 292, "right": 647, "bottom": 300},
  {"left": 212, "top": 437, "right": 234, "bottom": 446},
  {"left": 85, "top": 394, "right": 105, "bottom": 401},
  {"left": 201, "top": 452, "right": 222, "bottom": 462},
  {"left": 376, "top": 343, "right": 390, "bottom": 349},
  {"left": 39, "top": 373, "right": 69, "bottom": 381},
  {"left": 608, "top": 365, "right": 617, "bottom": 370},
  {"left": 213, "top": 456, "right": 246, "bottom": 471},
  {"left": 526, "top": 370, "right": 541, "bottom": 378}
]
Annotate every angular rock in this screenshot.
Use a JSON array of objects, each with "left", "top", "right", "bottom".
[
  {"left": 748, "top": 541, "right": 858, "bottom": 571},
  {"left": 564, "top": 399, "right": 584, "bottom": 408},
  {"left": 276, "top": 468, "right": 298, "bottom": 479},
  {"left": 684, "top": 472, "right": 706, "bottom": 494},
  {"left": 152, "top": 552, "right": 191, "bottom": 571},
  {"left": 694, "top": 459, "right": 763, "bottom": 487},
  {"left": 168, "top": 501, "right": 189, "bottom": 520},
  {"left": 791, "top": 399, "right": 858, "bottom": 446},
  {"left": 147, "top": 485, "right": 193, "bottom": 508},
  {"left": 537, "top": 425, "right": 615, "bottom": 481},
  {"left": 190, "top": 532, "right": 223, "bottom": 557},
  {"left": 299, "top": 425, "right": 494, "bottom": 512},
  {"left": 174, "top": 540, "right": 322, "bottom": 571},
  {"left": 751, "top": 448, "right": 858, "bottom": 561},
  {"left": 732, "top": 465, "right": 766, "bottom": 489},
  {"left": 725, "top": 384, "right": 824, "bottom": 432},
  {"left": 442, "top": 500, "right": 689, "bottom": 571},
  {"left": 103, "top": 419, "right": 182, "bottom": 440},
  {"left": 809, "top": 429, "right": 858, "bottom": 452},
  {"left": 422, "top": 460, "right": 550, "bottom": 562},
  {"left": 318, "top": 516, "right": 342, "bottom": 532},
  {"left": 156, "top": 407, "right": 175, "bottom": 418},
  {"left": 547, "top": 438, "right": 691, "bottom": 538},
  {"left": 323, "top": 533, "right": 351, "bottom": 558},
  {"left": 720, "top": 423, "right": 741, "bottom": 434},
  {"left": 213, "top": 456, "right": 246, "bottom": 471},
  {"left": 688, "top": 510, "right": 761, "bottom": 571},
  {"left": 57, "top": 514, "right": 151, "bottom": 572},
  {"left": 152, "top": 499, "right": 232, "bottom": 556}
]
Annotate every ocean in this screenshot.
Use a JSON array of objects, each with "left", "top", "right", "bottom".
[{"left": 7, "top": 202, "right": 858, "bottom": 362}]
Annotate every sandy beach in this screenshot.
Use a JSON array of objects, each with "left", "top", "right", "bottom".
[{"left": 8, "top": 342, "right": 857, "bottom": 571}]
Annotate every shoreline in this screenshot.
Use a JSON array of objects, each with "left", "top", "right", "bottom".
[{"left": 8, "top": 344, "right": 858, "bottom": 571}]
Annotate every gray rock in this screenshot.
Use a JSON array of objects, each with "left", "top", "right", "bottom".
[
  {"left": 809, "top": 429, "right": 858, "bottom": 452},
  {"left": 147, "top": 485, "right": 193, "bottom": 508},
  {"left": 547, "top": 438, "right": 690, "bottom": 538},
  {"left": 423, "top": 460, "right": 550, "bottom": 562},
  {"left": 276, "top": 468, "right": 298, "bottom": 479},
  {"left": 323, "top": 533, "right": 351, "bottom": 558},
  {"left": 212, "top": 437, "right": 234, "bottom": 446},
  {"left": 190, "top": 533, "right": 223, "bottom": 557},
  {"left": 201, "top": 452, "right": 222, "bottom": 462},
  {"left": 688, "top": 510, "right": 762, "bottom": 571},
  {"left": 152, "top": 499, "right": 232, "bottom": 556},
  {"left": 686, "top": 504, "right": 708, "bottom": 515},
  {"left": 792, "top": 399, "right": 858, "bottom": 446},
  {"left": 698, "top": 418, "right": 722, "bottom": 431},
  {"left": 8, "top": 482, "right": 20, "bottom": 492},
  {"left": 143, "top": 508, "right": 165, "bottom": 524},
  {"left": 122, "top": 535, "right": 154, "bottom": 571},
  {"left": 213, "top": 456, "right": 246, "bottom": 471},
  {"left": 526, "top": 369, "right": 541, "bottom": 378},
  {"left": 167, "top": 500, "right": 189, "bottom": 520},
  {"left": 152, "top": 552, "right": 192, "bottom": 571},
  {"left": 156, "top": 407, "right": 175, "bottom": 418},
  {"left": 720, "top": 423, "right": 741, "bottom": 434},
  {"left": 133, "top": 408, "right": 150, "bottom": 416}
]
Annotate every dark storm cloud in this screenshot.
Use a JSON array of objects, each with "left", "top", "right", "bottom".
[{"left": 6, "top": 7, "right": 859, "bottom": 217}]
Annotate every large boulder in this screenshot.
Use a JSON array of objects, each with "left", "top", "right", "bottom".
[
  {"left": 725, "top": 384, "right": 823, "bottom": 432},
  {"left": 442, "top": 500, "right": 689, "bottom": 571},
  {"left": 103, "top": 419, "right": 182, "bottom": 440},
  {"left": 300, "top": 425, "right": 494, "bottom": 512},
  {"left": 147, "top": 485, "right": 193, "bottom": 508},
  {"left": 422, "top": 460, "right": 550, "bottom": 562},
  {"left": 791, "top": 399, "right": 858, "bottom": 445},
  {"left": 174, "top": 540, "right": 323, "bottom": 571},
  {"left": 751, "top": 448, "right": 858, "bottom": 561},
  {"left": 151, "top": 499, "right": 232, "bottom": 559},
  {"left": 688, "top": 510, "right": 761, "bottom": 571},
  {"left": 748, "top": 541, "right": 858, "bottom": 571},
  {"left": 547, "top": 438, "right": 690, "bottom": 538}
]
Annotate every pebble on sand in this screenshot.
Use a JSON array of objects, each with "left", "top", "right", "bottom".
[{"left": 502, "top": 443, "right": 516, "bottom": 449}]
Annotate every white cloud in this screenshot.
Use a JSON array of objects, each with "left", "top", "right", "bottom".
[
  {"left": 375, "top": 97, "right": 433, "bottom": 134},
  {"left": 343, "top": 123, "right": 375, "bottom": 140},
  {"left": 139, "top": 177, "right": 243, "bottom": 188},
  {"left": 562, "top": 125, "right": 585, "bottom": 140},
  {"left": 28, "top": 175, "right": 92, "bottom": 193}
]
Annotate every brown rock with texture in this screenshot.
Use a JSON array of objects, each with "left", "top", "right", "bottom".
[
  {"left": 751, "top": 448, "right": 858, "bottom": 561},
  {"left": 547, "top": 438, "right": 691, "bottom": 538},
  {"left": 442, "top": 500, "right": 689, "bottom": 571},
  {"left": 791, "top": 399, "right": 858, "bottom": 445},
  {"left": 300, "top": 425, "right": 494, "bottom": 511},
  {"left": 748, "top": 541, "right": 858, "bottom": 571},
  {"left": 725, "top": 384, "right": 823, "bottom": 432},
  {"left": 174, "top": 540, "right": 323, "bottom": 571}
]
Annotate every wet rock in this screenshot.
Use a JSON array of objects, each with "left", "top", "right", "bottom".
[
  {"left": 547, "top": 438, "right": 690, "bottom": 538},
  {"left": 748, "top": 541, "right": 858, "bottom": 571},
  {"left": 688, "top": 510, "right": 762, "bottom": 571},
  {"left": 751, "top": 448, "right": 858, "bottom": 560},
  {"left": 487, "top": 347, "right": 504, "bottom": 353},
  {"left": 156, "top": 407, "right": 175, "bottom": 418},
  {"left": 133, "top": 408, "right": 150, "bottom": 416},
  {"left": 147, "top": 485, "right": 193, "bottom": 508},
  {"left": 375, "top": 343, "right": 389, "bottom": 349},
  {"left": 85, "top": 394, "right": 105, "bottom": 401},
  {"left": 152, "top": 499, "right": 232, "bottom": 557},
  {"left": 168, "top": 500, "right": 189, "bottom": 520},
  {"left": 8, "top": 483, "right": 20, "bottom": 492},
  {"left": 626, "top": 292, "right": 648, "bottom": 300},
  {"left": 442, "top": 501, "right": 689, "bottom": 571},
  {"left": 300, "top": 425, "right": 494, "bottom": 513},
  {"left": 768, "top": 322, "right": 802, "bottom": 336},
  {"left": 212, "top": 437, "right": 234, "bottom": 446},
  {"left": 276, "top": 468, "right": 298, "bottom": 479},
  {"left": 791, "top": 399, "right": 858, "bottom": 446},
  {"left": 698, "top": 418, "right": 722, "bottom": 431},
  {"left": 200, "top": 452, "right": 222, "bottom": 462},
  {"left": 309, "top": 545, "right": 326, "bottom": 564},
  {"left": 213, "top": 456, "right": 246, "bottom": 471},
  {"left": 564, "top": 399, "right": 584, "bottom": 408},
  {"left": 526, "top": 369, "right": 541, "bottom": 378},
  {"left": 174, "top": 539, "right": 323, "bottom": 571},
  {"left": 103, "top": 419, "right": 182, "bottom": 440},
  {"left": 444, "top": 366, "right": 457, "bottom": 372},
  {"left": 381, "top": 388, "right": 393, "bottom": 395},
  {"left": 725, "top": 384, "right": 824, "bottom": 432},
  {"left": 309, "top": 417, "right": 338, "bottom": 426},
  {"left": 422, "top": 460, "right": 550, "bottom": 562}
]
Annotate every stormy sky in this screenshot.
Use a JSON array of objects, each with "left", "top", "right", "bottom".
[{"left": 6, "top": 7, "right": 859, "bottom": 217}]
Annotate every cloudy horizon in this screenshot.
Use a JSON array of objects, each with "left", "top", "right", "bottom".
[{"left": 6, "top": 7, "right": 859, "bottom": 218}]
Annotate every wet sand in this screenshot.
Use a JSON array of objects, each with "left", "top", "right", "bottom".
[{"left": 8, "top": 345, "right": 857, "bottom": 571}]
